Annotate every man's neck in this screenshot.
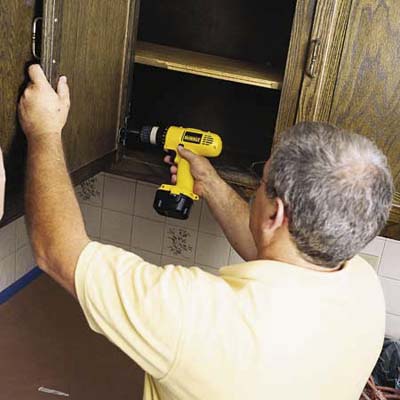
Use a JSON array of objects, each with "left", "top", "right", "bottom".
[{"left": 257, "top": 239, "right": 342, "bottom": 273}]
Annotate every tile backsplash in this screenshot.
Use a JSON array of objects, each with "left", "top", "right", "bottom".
[{"left": 1, "top": 172, "right": 400, "bottom": 339}]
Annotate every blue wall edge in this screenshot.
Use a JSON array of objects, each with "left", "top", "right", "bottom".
[{"left": 0, "top": 267, "right": 42, "bottom": 305}]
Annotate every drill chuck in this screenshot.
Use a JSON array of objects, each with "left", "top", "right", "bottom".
[{"left": 124, "top": 126, "right": 167, "bottom": 148}]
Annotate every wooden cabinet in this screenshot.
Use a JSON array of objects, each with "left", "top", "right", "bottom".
[
  {"left": 0, "top": 1, "right": 41, "bottom": 223},
  {"left": 1, "top": 0, "right": 399, "bottom": 239}
]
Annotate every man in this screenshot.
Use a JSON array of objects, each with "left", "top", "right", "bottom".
[{"left": 19, "top": 64, "right": 393, "bottom": 400}]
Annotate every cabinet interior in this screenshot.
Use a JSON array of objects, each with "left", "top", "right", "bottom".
[{"left": 114, "top": 0, "right": 297, "bottom": 191}]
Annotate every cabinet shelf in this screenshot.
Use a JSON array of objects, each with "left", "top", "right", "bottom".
[
  {"left": 110, "top": 148, "right": 259, "bottom": 199},
  {"left": 134, "top": 41, "right": 283, "bottom": 90}
]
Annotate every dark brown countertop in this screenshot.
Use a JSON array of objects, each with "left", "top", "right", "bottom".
[{"left": 0, "top": 274, "right": 144, "bottom": 400}]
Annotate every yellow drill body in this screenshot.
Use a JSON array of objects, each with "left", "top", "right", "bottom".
[
  {"left": 159, "top": 126, "right": 223, "bottom": 201},
  {"left": 125, "top": 124, "right": 223, "bottom": 219}
]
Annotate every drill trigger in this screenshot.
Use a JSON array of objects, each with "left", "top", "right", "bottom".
[{"left": 167, "top": 150, "right": 177, "bottom": 164}]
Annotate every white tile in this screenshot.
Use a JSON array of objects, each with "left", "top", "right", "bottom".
[
  {"left": 359, "top": 253, "right": 380, "bottom": 271},
  {"left": 380, "top": 277, "right": 400, "bottom": 315},
  {"left": 0, "top": 254, "right": 16, "bottom": 292},
  {"left": 195, "top": 232, "right": 230, "bottom": 268},
  {"left": 163, "top": 225, "right": 197, "bottom": 262},
  {"left": 80, "top": 204, "right": 102, "bottom": 238},
  {"left": 103, "top": 175, "right": 136, "bottom": 214},
  {"left": 200, "top": 265, "right": 220, "bottom": 276},
  {"left": 166, "top": 199, "right": 202, "bottom": 230},
  {"left": 16, "top": 216, "right": 29, "bottom": 249},
  {"left": 131, "top": 216, "right": 164, "bottom": 253},
  {"left": 160, "top": 255, "right": 191, "bottom": 267},
  {"left": 131, "top": 248, "right": 161, "bottom": 265},
  {"left": 105, "top": 172, "right": 136, "bottom": 183},
  {"left": 379, "top": 239, "right": 400, "bottom": 280},
  {"left": 386, "top": 313, "right": 400, "bottom": 339},
  {"left": 134, "top": 182, "right": 165, "bottom": 222},
  {"left": 136, "top": 180, "right": 158, "bottom": 187},
  {"left": 99, "top": 239, "right": 131, "bottom": 252},
  {"left": 16, "top": 244, "right": 36, "bottom": 280},
  {"left": 101, "top": 209, "right": 133, "bottom": 245},
  {"left": 199, "top": 202, "right": 224, "bottom": 237},
  {"left": 362, "top": 236, "right": 386, "bottom": 257},
  {"left": 0, "top": 222, "right": 16, "bottom": 261},
  {"left": 228, "top": 247, "right": 245, "bottom": 265},
  {"left": 76, "top": 173, "right": 104, "bottom": 207}
]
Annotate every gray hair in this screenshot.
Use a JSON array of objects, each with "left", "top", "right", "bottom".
[{"left": 266, "top": 122, "right": 393, "bottom": 268}]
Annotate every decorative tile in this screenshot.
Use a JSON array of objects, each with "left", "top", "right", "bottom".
[
  {"left": 362, "top": 236, "right": 385, "bottom": 257},
  {"left": 80, "top": 204, "right": 102, "bottom": 239},
  {"left": 199, "top": 202, "right": 224, "bottom": 237},
  {"left": 134, "top": 182, "right": 165, "bottom": 222},
  {"left": 380, "top": 277, "right": 400, "bottom": 315},
  {"left": 131, "top": 248, "right": 161, "bottom": 265},
  {"left": 0, "top": 254, "right": 16, "bottom": 292},
  {"left": 386, "top": 313, "right": 400, "bottom": 339},
  {"left": 103, "top": 175, "right": 136, "bottom": 214},
  {"left": 16, "top": 244, "right": 36, "bottom": 280},
  {"left": 76, "top": 173, "right": 104, "bottom": 207},
  {"left": 0, "top": 221, "right": 16, "bottom": 261},
  {"left": 16, "top": 216, "right": 29, "bottom": 249},
  {"left": 378, "top": 239, "right": 400, "bottom": 280},
  {"left": 166, "top": 199, "right": 202, "bottom": 230},
  {"left": 228, "top": 247, "right": 245, "bottom": 265},
  {"left": 162, "top": 225, "right": 197, "bottom": 262},
  {"left": 101, "top": 209, "right": 133, "bottom": 245},
  {"left": 359, "top": 253, "right": 380, "bottom": 271},
  {"left": 195, "top": 232, "right": 230, "bottom": 268},
  {"left": 131, "top": 216, "right": 164, "bottom": 253}
]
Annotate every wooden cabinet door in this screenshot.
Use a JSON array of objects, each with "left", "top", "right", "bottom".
[
  {"left": 43, "top": 0, "right": 139, "bottom": 179},
  {"left": 0, "top": 1, "right": 50, "bottom": 224},
  {"left": 275, "top": 0, "right": 353, "bottom": 140},
  {"left": 328, "top": 0, "right": 400, "bottom": 234}
]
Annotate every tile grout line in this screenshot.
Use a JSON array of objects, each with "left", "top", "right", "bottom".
[
  {"left": 128, "top": 181, "right": 137, "bottom": 247},
  {"left": 98, "top": 173, "right": 105, "bottom": 243},
  {"left": 376, "top": 238, "right": 387, "bottom": 275},
  {"left": 193, "top": 200, "right": 206, "bottom": 265}
]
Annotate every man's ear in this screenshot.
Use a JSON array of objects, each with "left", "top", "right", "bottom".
[{"left": 261, "top": 197, "right": 285, "bottom": 234}]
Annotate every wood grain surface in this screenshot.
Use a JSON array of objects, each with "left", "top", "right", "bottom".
[
  {"left": 135, "top": 41, "right": 283, "bottom": 90},
  {"left": 57, "top": 0, "right": 134, "bottom": 172},
  {"left": 328, "top": 0, "right": 400, "bottom": 234},
  {"left": 296, "top": 0, "right": 353, "bottom": 123},
  {"left": 274, "top": 0, "right": 317, "bottom": 141},
  {"left": 0, "top": 1, "right": 37, "bottom": 185}
]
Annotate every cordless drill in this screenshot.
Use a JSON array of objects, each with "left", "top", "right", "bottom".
[{"left": 124, "top": 126, "right": 222, "bottom": 219}]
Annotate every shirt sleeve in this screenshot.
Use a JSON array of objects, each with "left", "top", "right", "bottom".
[{"left": 74, "top": 241, "right": 191, "bottom": 379}]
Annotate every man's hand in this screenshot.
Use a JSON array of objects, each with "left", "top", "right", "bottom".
[
  {"left": 18, "top": 64, "right": 70, "bottom": 141},
  {"left": 164, "top": 146, "right": 223, "bottom": 198}
]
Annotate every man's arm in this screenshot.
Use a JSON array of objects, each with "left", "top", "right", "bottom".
[
  {"left": 19, "top": 65, "right": 89, "bottom": 297},
  {"left": 168, "top": 147, "right": 258, "bottom": 261}
]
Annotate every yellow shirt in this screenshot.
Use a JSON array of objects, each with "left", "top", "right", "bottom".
[{"left": 75, "top": 241, "right": 385, "bottom": 400}]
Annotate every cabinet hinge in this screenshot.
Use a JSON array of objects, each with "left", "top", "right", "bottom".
[
  {"left": 306, "top": 39, "right": 321, "bottom": 78},
  {"left": 118, "top": 115, "right": 130, "bottom": 147}
]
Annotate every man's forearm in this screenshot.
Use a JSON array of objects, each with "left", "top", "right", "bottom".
[
  {"left": 25, "top": 135, "right": 89, "bottom": 296},
  {"left": 204, "top": 176, "right": 257, "bottom": 261}
]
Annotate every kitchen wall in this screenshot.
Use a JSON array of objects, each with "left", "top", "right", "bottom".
[{"left": 1, "top": 172, "right": 400, "bottom": 338}]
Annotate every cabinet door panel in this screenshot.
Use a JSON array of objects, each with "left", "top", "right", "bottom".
[
  {"left": 57, "top": 0, "right": 136, "bottom": 172},
  {"left": 329, "top": 0, "right": 400, "bottom": 204},
  {"left": 0, "top": 1, "right": 37, "bottom": 185}
]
